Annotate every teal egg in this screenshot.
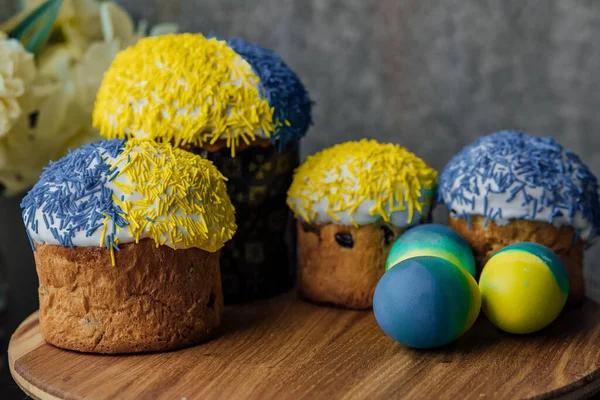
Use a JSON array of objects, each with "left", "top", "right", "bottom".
[
  {"left": 374, "top": 256, "right": 481, "bottom": 348},
  {"left": 386, "top": 224, "right": 476, "bottom": 277}
]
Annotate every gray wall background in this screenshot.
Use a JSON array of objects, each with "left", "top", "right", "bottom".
[{"left": 1, "top": 0, "right": 600, "bottom": 322}]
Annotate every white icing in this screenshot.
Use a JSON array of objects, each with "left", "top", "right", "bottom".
[
  {"left": 288, "top": 164, "right": 433, "bottom": 228},
  {"left": 289, "top": 195, "right": 430, "bottom": 228},
  {"left": 25, "top": 144, "right": 205, "bottom": 249},
  {"left": 442, "top": 172, "right": 596, "bottom": 241}
]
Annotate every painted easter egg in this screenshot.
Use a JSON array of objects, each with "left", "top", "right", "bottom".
[
  {"left": 373, "top": 256, "right": 481, "bottom": 349},
  {"left": 479, "top": 242, "right": 569, "bottom": 334},
  {"left": 386, "top": 224, "right": 476, "bottom": 277}
]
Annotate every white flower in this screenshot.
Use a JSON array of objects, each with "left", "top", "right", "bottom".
[
  {"left": 0, "top": 32, "right": 36, "bottom": 138},
  {"left": 0, "top": 1, "right": 178, "bottom": 195}
]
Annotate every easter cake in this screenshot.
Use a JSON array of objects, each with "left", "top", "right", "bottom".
[
  {"left": 287, "top": 139, "right": 437, "bottom": 309},
  {"left": 438, "top": 130, "right": 600, "bottom": 301},
  {"left": 21, "top": 139, "right": 236, "bottom": 353},
  {"left": 93, "top": 33, "right": 312, "bottom": 303}
]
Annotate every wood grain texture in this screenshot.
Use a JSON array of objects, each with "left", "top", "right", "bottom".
[{"left": 8, "top": 293, "right": 600, "bottom": 400}]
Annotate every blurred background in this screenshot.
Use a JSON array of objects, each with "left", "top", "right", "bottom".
[{"left": 1, "top": 0, "right": 600, "bottom": 396}]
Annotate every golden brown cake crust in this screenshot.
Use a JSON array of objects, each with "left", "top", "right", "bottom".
[
  {"left": 448, "top": 215, "right": 585, "bottom": 302},
  {"left": 34, "top": 239, "right": 223, "bottom": 354},
  {"left": 297, "top": 220, "right": 403, "bottom": 309}
]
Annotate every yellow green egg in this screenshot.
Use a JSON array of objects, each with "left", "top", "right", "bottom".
[{"left": 479, "top": 242, "right": 569, "bottom": 334}]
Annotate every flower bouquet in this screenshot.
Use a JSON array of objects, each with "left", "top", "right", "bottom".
[{"left": 0, "top": 0, "right": 177, "bottom": 195}]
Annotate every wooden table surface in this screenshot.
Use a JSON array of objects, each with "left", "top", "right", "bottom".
[{"left": 8, "top": 292, "right": 600, "bottom": 400}]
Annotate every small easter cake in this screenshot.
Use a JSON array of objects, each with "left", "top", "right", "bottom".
[
  {"left": 438, "top": 130, "right": 600, "bottom": 301},
  {"left": 21, "top": 139, "right": 236, "bottom": 353},
  {"left": 287, "top": 139, "right": 437, "bottom": 309},
  {"left": 93, "top": 33, "right": 312, "bottom": 303}
]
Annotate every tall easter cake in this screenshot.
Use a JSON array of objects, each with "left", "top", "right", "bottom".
[
  {"left": 21, "top": 139, "right": 236, "bottom": 353},
  {"left": 438, "top": 130, "right": 600, "bottom": 301},
  {"left": 287, "top": 139, "right": 437, "bottom": 309},
  {"left": 93, "top": 33, "right": 312, "bottom": 303}
]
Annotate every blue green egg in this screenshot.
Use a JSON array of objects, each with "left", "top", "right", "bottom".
[
  {"left": 374, "top": 256, "right": 481, "bottom": 349},
  {"left": 386, "top": 224, "right": 476, "bottom": 277}
]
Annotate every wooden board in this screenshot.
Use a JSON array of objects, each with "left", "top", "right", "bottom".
[{"left": 8, "top": 292, "right": 600, "bottom": 400}]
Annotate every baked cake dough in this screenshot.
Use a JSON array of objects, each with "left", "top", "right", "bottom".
[{"left": 36, "top": 239, "right": 223, "bottom": 353}]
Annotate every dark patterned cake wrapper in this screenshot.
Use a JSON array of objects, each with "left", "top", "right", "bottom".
[{"left": 195, "top": 144, "right": 298, "bottom": 304}]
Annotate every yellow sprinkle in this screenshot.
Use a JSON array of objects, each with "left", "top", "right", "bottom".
[
  {"left": 110, "top": 245, "right": 115, "bottom": 266},
  {"left": 100, "top": 215, "right": 109, "bottom": 248},
  {"left": 93, "top": 34, "right": 275, "bottom": 157},
  {"left": 325, "top": 209, "right": 341, "bottom": 222}
]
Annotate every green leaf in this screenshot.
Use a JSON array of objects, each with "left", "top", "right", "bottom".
[{"left": 8, "top": 0, "right": 63, "bottom": 56}]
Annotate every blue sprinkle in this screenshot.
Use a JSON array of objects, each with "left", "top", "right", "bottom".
[
  {"left": 506, "top": 184, "right": 524, "bottom": 202},
  {"left": 553, "top": 208, "right": 564, "bottom": 218},
  {"left": 569, "top": 205, "right": 576, "bottom": 225},
  {"left": 145, "top": 216, "right": 156, "bottom": 223},
  {"left": 108, "top": 170, "right": 120, "bottom": 182},
  {"left": 492, "top": 208, "right": 503, "bottom": 220},
  {"left": 573, "top": 230, "right": 581, "bottom": 245},
  {"left": 224, "top": 37, "right": 312, "bottom": 151},
  {"left": 483, "top": 195, "right": 488, "bottom": 216}
]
